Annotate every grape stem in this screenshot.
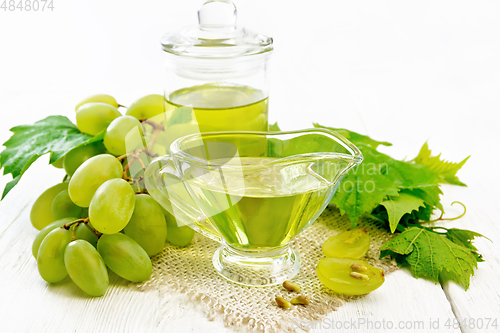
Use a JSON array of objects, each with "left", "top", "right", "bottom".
[
  {"left": 84, "top": 220, "right": 102, "bottom": 238},
  {"left": 71, "top": 222, "right": 78, "bottom": 241},
  {"left": 140, "top": 118, "right": 165, "bottom": 131},
  {"left": 116, "top": 154, "right": 129, "bottom": 161},
  {"left": 62, "top": 217, "right": 90, "bottom": 241},
  {"left": 123, "top": 156, "right": 137, "bottom": 181},
  {"left": 148, "top": 128, "right": 161, "bottom": 148},
  {"left": 136, "top": 155, "right": 147, "bottom": 170},
  {"left": 117, "top": 146, "right": 157, "bottom": 164},
  {"left": 63, "top": 218, "right": 89, "bottom": 230},
  {"left": 127, "top": 176, "right": 148, "bottom": 194},
  {"left": 139, "top": 118, "right": 163, "bottom": 150},
  {"left": 118, "top": 118, "right": 161, "bottom": 192},
  {"left": 121, "top": 127, "right": 160, "bottom": 180}
]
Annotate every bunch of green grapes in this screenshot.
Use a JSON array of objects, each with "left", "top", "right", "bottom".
[
  {"left": 30, "top": 94, "right": 195, "bottom": 297},
  {"left": 318, "top": 229, "right": 385, "bottom": 295}
]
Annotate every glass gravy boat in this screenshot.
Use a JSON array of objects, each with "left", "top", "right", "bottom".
[{"left": 145, "top": 129, "right": 362, "bottom": 286}]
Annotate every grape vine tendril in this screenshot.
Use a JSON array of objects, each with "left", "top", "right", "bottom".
[{"left": 429, "top": 201, "right": 466, "bottom": 222}]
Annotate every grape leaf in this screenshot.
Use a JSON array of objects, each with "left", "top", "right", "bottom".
[
  {"left": 406, "top": 204, "right": 434, "bottom": 224},
  {"left": 370, "top": 187, "right": 443, "bottom": 233},
  {"left": 380, "top": 192, "right": 425, "bottom": 232},
  {"left": 314, "top": 123, "right": 392, "bottom": 149},
  {"left": 371, "top": 202, "right": 434, "bottom": 233},
  {"left": 413, "top": 142, "right": 469, "bottom": 186},
  {"left": 409, "top": 186, "right": 444, "bottom": 212},
  {"left": 380, "top": 227, "right": 478, "bottom": 289},
  {"left": 388, "top": 159, "right": 442, "bottom": 189},
  {"left": 446, "top": 228, "right": 487, "bottom": 249},
  {"left": 331, "top": 144, "right": 442, "bottom": 227},
  {"left": 269, "top": 122, "right": 281, "bottom": 131},
  {"left": 0, "top": 116, "right": 104, "bottom": 199},
  {"left": 445, "top": 228, "right": 489, "bottom": 262},
  {"left": 331, "top": 143, "right": 400, "bottom": 227}
]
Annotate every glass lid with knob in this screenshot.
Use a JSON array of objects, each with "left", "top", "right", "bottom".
[
  {"left": 161, "top": 0, "right": 273, "bottom": 58},
  {"left": 160, "top": 0, "right": 274, "bottom": 137}
]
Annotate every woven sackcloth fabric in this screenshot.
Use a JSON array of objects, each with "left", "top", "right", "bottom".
[{"left": 138, "top": 206, "right": 399, "bottom": 332}]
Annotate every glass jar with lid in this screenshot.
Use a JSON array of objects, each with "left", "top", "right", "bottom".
[{"left": 161, "top": 0, "right": 273, "bottom": 134}]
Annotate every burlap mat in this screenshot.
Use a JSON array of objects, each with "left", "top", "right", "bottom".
[{"left": 138, "top": 206, "right": 399, "bottom": 332}]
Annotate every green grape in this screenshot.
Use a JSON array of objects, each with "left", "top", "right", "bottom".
[
  {"left": 89, "top": 179, "right": 135, "bottom": 234},
  {"left": 75, "top": 94, "right": 118, "bottom": 111},
  {"left": 51, "top": 189, "right": 82, "bottom": 220},
  {"left": 68, "top": 154, "right": 123, "bottom": 207},
  {"left": 317, "top": 258, "right": 385, "bottom": 296},
  {"left": 103, "top": 116, "right": 143, "bottom": 156},
  {"left": 32, "top": 217, "right": 75, "bottom": 259},
  {"left": 126, "top": 94, "right": 165, "bottom": 120},
  {"left": 322, "top": 229, "right": 370, "bottom": 259},
  {"left": 30, "top": 182, "right": 69, "bottom": 230},
  {"left": 75, "top": 223, "right": 98, "bottom": 248},
  {"left": 163, "top": 208, "right": 194, "bottom": 247},
  {"left": 97, "top": 233, "right": 152, "bottom": 282},
  {"left": 76, "top": 103, "right": 121, "bottom": 136},
  {"left": 51, "top": 157, "right": 64, "bottom": 169},
  {"left": 64, "top": 240, "right": 109, "bottom": 296},
  {"left": 123, "top": 194, "right": 167, "bottom": 257},
  {"left": 37, "top": 228, "right": 72, "bottom": 283},
  {"left": 63, "top": 142, "right": 107, "bottom": 177}
]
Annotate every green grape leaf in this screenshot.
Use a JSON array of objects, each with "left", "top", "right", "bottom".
[
  {"left": 0, "top": 116, "right": 104, "bottom": 199},
  {"left": 314, "top": 123, "right": 392, "bottom": 149},
  {"left": 413, "top": 142, "right": 469, "bottom": 186},
  {"left": 409, "top": 186, "right": 444, "bottom": 212},
  {"left": 269, "top": 122, "right": 281, "bottom": 131},
  {"left": 388, "top": 159, "right": 442, "bottom": 189},
  {"left": 445, "top": 228, "right": 489, "bottom": 262},
  {"left": 446, "top": 228, "right": 486, "bottom": 250},
  {"left": 331, "top": 143, "right": 400, "bottom": 228},
  {"left": 380, "top": 227, "right": 478, "bottom": 290},
  {"left": 409, "top": 203, "right": 434, "bottom": 224},
  {"left": 380, "top": 192, "right": 425, "bottom": 233},
  {"left": 371, "top": 202, "right": 435, "bottom": 232},
  {"left": 370, "top": 187, "right": 443, "bottom": 233},
  {"left": 331, "top": 144, "right": 441, "bottom": 227}
]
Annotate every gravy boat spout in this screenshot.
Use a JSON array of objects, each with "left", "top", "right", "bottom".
[{"left": 145, "top": 128, "right": 363, "bottom": 286}]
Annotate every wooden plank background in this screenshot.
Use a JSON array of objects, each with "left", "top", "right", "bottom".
[{"left": 1, "top": 1, "right": 500, "bottom": 332}]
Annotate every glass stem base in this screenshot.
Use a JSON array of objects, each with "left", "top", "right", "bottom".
[{"left": 212, "top": 244, "right": 300, "bottom": 287}]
